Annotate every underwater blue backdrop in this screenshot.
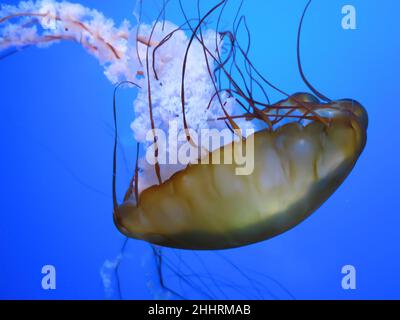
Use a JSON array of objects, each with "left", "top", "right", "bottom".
[{"left": 0, "top": 0, "right": 399, "bottom": 299}]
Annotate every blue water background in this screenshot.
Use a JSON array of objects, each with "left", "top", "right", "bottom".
[{"left": 0, "top": 0, "right": 399, "bottom": 299}]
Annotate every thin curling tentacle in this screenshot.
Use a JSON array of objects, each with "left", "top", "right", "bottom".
[
  {"left": 145, "top": 1, "right": 171, "bottom": 185},
  {"left": 297, "top": 0, "right": 331, "bottom": 102},
  {"left": 113, "top": 81, "right": 141, "bottom": 226},
  {"left": 180, "top": 0, "right": 228, "bottom": 142}
]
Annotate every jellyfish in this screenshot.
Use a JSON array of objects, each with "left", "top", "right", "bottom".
[
  {"left": 0, "top": 0, "right": 368, "bottom": 298},
  {"left": 113, "top": 0, "right": 368, "bottom": 250}
]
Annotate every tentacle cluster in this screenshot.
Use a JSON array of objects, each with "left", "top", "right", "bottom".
[{"left": 1, "top": 0, "right": 346, "bottom": 203}]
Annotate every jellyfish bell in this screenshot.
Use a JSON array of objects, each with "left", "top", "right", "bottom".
[{"left": 115, "top": 93, "right": 368, "bottom": 250}]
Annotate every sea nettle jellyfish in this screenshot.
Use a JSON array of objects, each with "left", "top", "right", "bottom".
[{"left": 0, "top": 0, "right": 367, "bottom": 253}]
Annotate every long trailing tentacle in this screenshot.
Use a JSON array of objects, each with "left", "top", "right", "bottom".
[
  {"left": 112, "top": 81, "right": 141, "bottom": 223},
  {"left": 151, "top": 246, "right": 188, "bottom": 300},
  {"left": 179, "top": 0, "right": 228, "bottom": 143},
  {"left": 195, "top": 0, "right": 242, "bottom": 137},
  {"left": 179, "top": 1, "right": 329, "bottom": 129},
  {"left": 297, "top": 0, "right": 331, "bottom": 102},
  {"left": 144, "top": 1, "right": 171, "bottom": 185}
]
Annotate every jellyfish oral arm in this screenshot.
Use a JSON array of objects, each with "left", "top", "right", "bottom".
[
  {"left": 0, "top": 1, "right": 141, "bottom": 83},
  {"left": 0, "top": 1, "right": 255, "bottom": 186}
]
